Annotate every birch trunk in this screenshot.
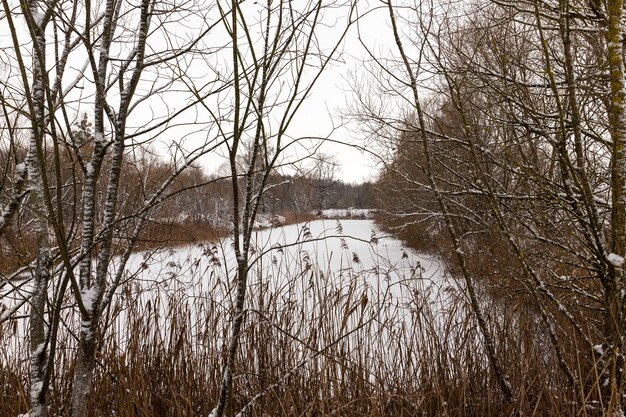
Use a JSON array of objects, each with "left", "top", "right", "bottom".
[
  {"left": 70, "top": 0, "right": 115, "bottom": 413},
  {"left": 70, "top": 0, "right": 151, "bottom": 413},
  {"left": 26, "top": 1, "right": 51, "bottom": 415}
]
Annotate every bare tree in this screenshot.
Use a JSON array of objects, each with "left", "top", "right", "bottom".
[
  {"left": 351, "top": 0, "right": 626, "bottom": 411},
  {"left": 0, "top": 0, "right": 224, "bottom": 415},
  {"left": 310, "top": 152, "right": 340, "bottom": 211},
  {"left": 190, "top": 1, "right": 356, "bottom": 415}
]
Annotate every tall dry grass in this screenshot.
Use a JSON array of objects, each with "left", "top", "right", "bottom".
[{"left": 0, "top": 228, "right": 607, "bottom": 417}]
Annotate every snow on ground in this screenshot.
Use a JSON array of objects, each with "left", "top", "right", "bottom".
[
  {"left": 253, "top": 213, "right": 286, "bottom": 228},
  {"left": 115, "top": 219, "right": 448, "bottom": 304},
  {"left": 315, "top": 208, "right": 374, "bottom": 219},
  {"left": 103, "top": 219, "right": 455, "bottom": 352}
]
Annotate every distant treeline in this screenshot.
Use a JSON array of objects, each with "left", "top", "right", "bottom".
[
  {"left": 0, "top": 122, "right": 375, "bottom": 270},
  {"left": 170, "top": 170, "right": 376, "bottom": 228}
]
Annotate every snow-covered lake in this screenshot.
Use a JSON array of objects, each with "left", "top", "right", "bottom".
[
  {"left": 100, "top": 219, "right": 455, "bottom": 346},
  {"left": 114, "top": 219, "right": 450, "bottom": 308},
  {"left": 3, "top": 219, "right": 457, "bottom": 370}
]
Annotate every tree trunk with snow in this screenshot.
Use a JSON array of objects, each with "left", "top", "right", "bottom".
[
  {"left": 208, "top": 1, "right": 355, "bottom": 414},
  {"left": 25, "top": 1, "right": 52, "bottom": 415},
  {"left": 0, "top": 0, "right": 225, "bottom": 414},
  {"left": 70, "top": 0, "right": 152, "bottom": 414},
  {"left": 606, "top": 0, "right": 626, "bottom": 411}
]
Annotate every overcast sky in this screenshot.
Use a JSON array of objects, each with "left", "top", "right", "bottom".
[
  {"left": 287, "top": 2, "right": 396, "bottom": 184},
  {"left": 0, "top": 0, "right": 398, "bottom": 184}
]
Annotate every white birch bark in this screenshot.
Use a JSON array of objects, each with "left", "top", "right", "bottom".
[
  {"left": 0, "top": 162, "right": 28, "bottom": 236},
  {"left": 25, "top": 1, "right": 51, "bottom": 415},
  {"left": 71, "top": 1, "right": 152, "bottom": 415}
]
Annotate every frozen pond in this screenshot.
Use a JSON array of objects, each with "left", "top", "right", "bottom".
[
  {"left": 1, "top": 219, "right": 469, "bottom": 417},
  {"left": 100, "top": 219, "right": 457, "bottom": 347},
  {"left": 116, "top": 219, "right": 450, "bottom": 304},
  {"left": 3, "top": 219, "right": 457, "bottom": 369}
]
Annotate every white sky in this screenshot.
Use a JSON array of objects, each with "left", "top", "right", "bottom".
[
  {"left": 0, "top": 0, "right": 399, "bottom": 184},
  {"left": 287, "top": 2, "right": 396, "bottom": 183}
]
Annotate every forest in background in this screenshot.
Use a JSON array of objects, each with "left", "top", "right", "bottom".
[{"left": 0, "top": 114, "right": 374, "bottom": 274}]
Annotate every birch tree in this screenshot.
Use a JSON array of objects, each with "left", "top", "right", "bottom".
[
  {"left": 606, "top": 0, "right": 626, "bottom": 410},
  {"left": 192, "top": 1, "right": 356, "bottom": 415},
  {"left": 0, "top": 0, "right": 222, "bottom": 415}
]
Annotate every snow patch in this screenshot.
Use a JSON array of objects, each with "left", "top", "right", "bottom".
[
  {"left": 81, "top": 286, "right": 97, "bottom": 312},
  {"left": 31, "top": 10, "right": 43, "bottom": 25},
  {"left": 316, "top": 208, "right": 374, "bottom": 219},
  {"left": 593, "top": 344, "right": 604, "bottom": 355},
  {"left": 15, "top": 162, "right": 26, "bottom": 176},
  {"left": 253, "top": 214, "right": 285, "bottom": 229},
  {"left": 33, "top": 342, "right": 46, "bottom": 357},
  {"left": 30, "top": 380, "right": 43, "bottom": 401},
  {"left": 94, "top": 132, "right": 105, "bottom": 143},
  {"left": 608, "top": 253, "right": 625, "bottom": 268}
]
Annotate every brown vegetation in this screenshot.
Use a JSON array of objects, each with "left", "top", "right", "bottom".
[{"left": 1, "top": 252, "right": 602, "bottom": 417}]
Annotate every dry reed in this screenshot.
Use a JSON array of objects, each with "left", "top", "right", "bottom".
[{"left": 0, "top": 225, "right": 607, "bottom": 416}]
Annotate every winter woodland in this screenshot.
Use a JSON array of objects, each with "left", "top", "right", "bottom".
[{"left": 2, "top": 0, "right": 626, "bottom": 416}]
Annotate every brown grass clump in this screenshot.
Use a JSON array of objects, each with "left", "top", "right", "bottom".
[
  {"left": 136, "top": 220, "right": 229, "bottom": 251},
  {"left": 0, "top": 237, "right": 608, "bottom": 416},
  {"left": 280, "top": 211, "right": 317, "bottom": 225},
  {"left": 0, "top": 223, "right": 38, "bottom": 275}
]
